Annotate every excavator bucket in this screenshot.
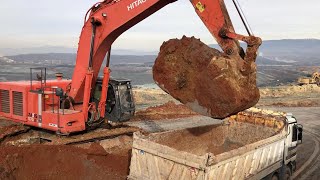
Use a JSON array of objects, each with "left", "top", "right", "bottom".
[{"left": 153, "top": 36, "right": 260, "bottom": 119}]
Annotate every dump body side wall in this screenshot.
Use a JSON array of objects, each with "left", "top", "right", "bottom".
[
  {"left": 205, "top": 138, "right": 285, "bottom": 180},
  {"left": 129, "top": 131, "right": 286, "bottom": 180}
]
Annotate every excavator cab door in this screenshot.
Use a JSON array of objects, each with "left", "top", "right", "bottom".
[{"left": 95, "top": 77, "right": 135, "bottom": 122}]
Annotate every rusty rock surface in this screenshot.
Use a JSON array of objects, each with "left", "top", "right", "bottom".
[{"left": 153, "top": 36, "right": 260, "bottom": 119}]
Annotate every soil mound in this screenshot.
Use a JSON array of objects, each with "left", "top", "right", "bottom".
[
  {"left": 131, "top": 101, "right": 198, "bottom": 121},
  {"left": 0, "top": 145, "right": 130, "bottom": 180}
]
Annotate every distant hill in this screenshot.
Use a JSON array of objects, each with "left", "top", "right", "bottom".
[
  {"left": 2, "top": 53, "right": 293, "bottom": 66},
  {"left": 259, "top": 39, "right": 320, "bottom": 56},
  {"left": 5, "top": 53, "right": 157, "bottom": 65},
  {"left": 4, "top": 39, "right": 320, "bottom": 66},
  {"left": 0, "top": 46, "right": 76, "bottom": 56},
  {"left": 211, "top": 39, "right": 320, "bottom": 66},
  {"left": 2, "top": 39, "right": 320, "bottom": 65},
  {"left": 2, "top": 39, "right": 320, "bottom": 87},
  {"left": 0, "top": 46, "right": 157, "bottom": 56}
]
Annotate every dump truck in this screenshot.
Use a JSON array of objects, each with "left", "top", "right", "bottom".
[{"left": 129, "top": 108, "right": 303, "bottom": 180}]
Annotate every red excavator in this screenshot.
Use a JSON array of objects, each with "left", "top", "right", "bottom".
[{"left": 0, "top": 0, "right": 261, "bottom": 134}]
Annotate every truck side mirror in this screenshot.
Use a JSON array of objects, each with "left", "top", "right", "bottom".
[
  {"left": 297, "top": 124, "right": 303, "bottom": 144},
  {"left": 293, "top": 124, "right": 303, "bottom": 144}
]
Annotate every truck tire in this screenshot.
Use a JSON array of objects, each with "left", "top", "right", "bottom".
[
  {"left": 284, "top": 166, "right": 292, "bottom": 180},
  {"left": 271, "top": 173, "right": 279, "bottom": 180}
]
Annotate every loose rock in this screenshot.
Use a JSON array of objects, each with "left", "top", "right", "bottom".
[{"left": 153, "top": 36, "right": 260, "bottom": 118}]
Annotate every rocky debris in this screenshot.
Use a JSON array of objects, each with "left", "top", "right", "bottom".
[
  {"left": 153, "top": 36, "right": 260, "bottom": 119},
  {"left": 260, "top": 84, "right": 320, "bottom": 98},
  {"left": 0, "top": 125, "right": 30, "bottom": 143},
  {"left": 230, "top": 107, "right": 285, "bottom": 131}
]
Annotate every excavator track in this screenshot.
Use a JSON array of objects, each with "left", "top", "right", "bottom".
[
  {"left": 0, "top": 125, "right": 30, "bottom": 144},
  {"left": 41, "top": 126, "right": 140, "bottom": 145},
  {"left": 0, "top": 117, "right": 31, "bottom": 143},
  {"left": 0, "top": 117, "right": 140, "bottom": 146}
]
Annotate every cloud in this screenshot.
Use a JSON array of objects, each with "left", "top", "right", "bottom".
[{"left": 0, "top": 0, "right": 319, "bottom": 51}]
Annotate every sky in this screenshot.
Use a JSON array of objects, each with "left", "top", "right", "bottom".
[{"left": 0, "top": 0, "right": 319, "bottom": 51}]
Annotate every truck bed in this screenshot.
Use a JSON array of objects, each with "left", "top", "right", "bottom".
[{"left": 129, "top": 110, "right": 287, "bottom": 180}]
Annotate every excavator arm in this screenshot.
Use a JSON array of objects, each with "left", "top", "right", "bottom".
[{"left": 68, "top": 0, "right": 261, "bottom": 121}]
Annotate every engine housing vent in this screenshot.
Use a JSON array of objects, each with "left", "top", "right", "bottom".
[
  {"left": 13, "top": 91, "right": 23, "bottom": 116},
  {"left": 0, "top": 90, "right": 10, "bottom": 113}
]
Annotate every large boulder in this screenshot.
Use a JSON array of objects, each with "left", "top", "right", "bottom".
[{"left": 153, "top": 36, "right": 260, "bottom": 119}]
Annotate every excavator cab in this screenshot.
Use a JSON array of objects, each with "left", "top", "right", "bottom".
[{"left": 94, "top": 77, "right": 135, "bottom": 122}]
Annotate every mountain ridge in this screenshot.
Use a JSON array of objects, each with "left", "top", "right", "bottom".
[
  {"left": 1, "top": 39, "right": 319, "bottom": 57},
  {"left": 2, "top": 39, "right": 320, "bottom": 66}
]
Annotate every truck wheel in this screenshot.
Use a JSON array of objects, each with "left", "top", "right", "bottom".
[
  {"left": 285, "top": 166, "right": 292, "bottom": 180},
  {"left": 271, "top": 173, "right": 279, "bottom": 180}
]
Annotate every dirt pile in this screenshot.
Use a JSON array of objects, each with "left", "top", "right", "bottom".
[
  {"left": 131, "top": 101, "right": 198, "bottom": 121},
  {"left": 0, "top": 143, "right": 131, "bottom": 180},
  {"left": 260, "top": 84, "right": 320, "bottom": 98},
  {"left": 148, "top": 122, "right": 277, "bottom": 156},
  {"left": 153, "top": 36, "right": 260, "bottom": 119}
]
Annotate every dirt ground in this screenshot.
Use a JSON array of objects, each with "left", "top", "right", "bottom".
[
  {"left": 134, "top": 84, "right": 320, "bottom": 109},
  {"left": 0, "top": 143, "right": 131, "bottom": 180},
  {"left": 258, "top": 84, "right": 320, "bottom": 107},
  {"left": 0, "top": 118, "right": 134, "bottom": 180}
]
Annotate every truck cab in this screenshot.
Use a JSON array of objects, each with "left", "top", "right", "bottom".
[
  {"left": 265, "top": 113, "right": 303, "bottom": 180},
  {"left": 284, "top": 113, "right": 303, "bottom": 177}
]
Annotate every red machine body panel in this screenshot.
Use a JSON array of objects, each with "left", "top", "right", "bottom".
[{"left": 0, "top": 80, "right": 85, "bottom": 134}]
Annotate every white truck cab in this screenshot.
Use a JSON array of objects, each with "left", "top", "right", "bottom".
[{"left": 264, "top": 113, "right": 303, "bottom": 180}]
